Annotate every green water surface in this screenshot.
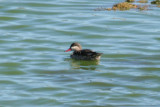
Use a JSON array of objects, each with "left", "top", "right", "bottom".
[{"left": 0, "top": 0, "right": 160, "bottom": 106}]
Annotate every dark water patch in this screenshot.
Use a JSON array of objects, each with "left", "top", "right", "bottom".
[
  {"left": 0, "top": 25, "right": 31, "bottom": 30},
  {"left": 74, "top": 99, "right": 95, "bottom": 104},
  {"left": 124, "top": 93, "right": 146, "bottom": 97},
  {"left": 0, "top": 98, "right": 63, "bottom": 107},
  {"left": 24, "top": 2, "right": 56, "bottom": 7},
  {"left": 96, "top": 72, "right": 137, "bottom": 79},
  {"left": 0, "top": 16, "right": 20, "bottom": 21},
  {"left": 139, "top": 67, "right": 160, "bottom": 72},
  {"left": 6, "top": 48, "right": 29, "bottom": 52},
  {"left": 30, "top": 47, "right": 54, "bottom": 51},
  {"left": 0, "top": 62, "right": 22, "bottom": 67},
  {"left": 154, "top": 37, "right": 160, "bottom": 41},
  {"left": 6, "top": 8, "right": 58, "bottom": 15},
  {"left": 103, "top": 53, "right": 140, "bottom": 58},
  {"left": 134, "top": 75, "right": 160, "bottom": 83},
  {"left": 22, "top": 39, "right": 54, "bottom": 44},
  {"left": 0, "top": 80, "right": 17, "bottom": 85},
  {"left": 84, "top": 81, "right": 117, "bottom": 88},
  {"left": 29, "top": 69, "right": 82, "bottom": 75},
  {"left": 53, "top": 92, "right": 70, "bottom": 98},
  {"left": 29, "top": 98, "right": 63, "bottom": 106},
  {"left": 0, "top": 70, "right": 25, "bottom": 75},
  {"left": 126, "top": 85, "right": 156, "bottom": 90},
  {"left": 0, "top": 39, "right": 9, "bottom": 43},
  {"left": 28, "top": 87, "right": 65, "bottom": 92}
]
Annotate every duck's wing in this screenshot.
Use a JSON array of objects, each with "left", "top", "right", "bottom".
[{"left": 74, "top": 49, "right": 102, "bottom": 56}]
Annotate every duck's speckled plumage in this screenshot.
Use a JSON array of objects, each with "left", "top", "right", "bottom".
[{"left": 65, "top": 43, "right": 102, "bottom": 60}]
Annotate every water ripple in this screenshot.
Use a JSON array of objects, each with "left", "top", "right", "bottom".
[{"left": 0, "top": 0, "right": 160, "bottom": 106}]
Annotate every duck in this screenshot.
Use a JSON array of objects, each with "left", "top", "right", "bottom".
[{"left": 65, "top": 43, "right": 102, "bottom": 60}]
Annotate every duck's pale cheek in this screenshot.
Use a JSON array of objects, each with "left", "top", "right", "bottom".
[{"left": 71, "top": 46, "right": 79, "bottom": 50}]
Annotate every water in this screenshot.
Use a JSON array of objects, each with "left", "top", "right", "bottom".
[{"left": 0, "top": 0, "right": 160, "bottom": 106}]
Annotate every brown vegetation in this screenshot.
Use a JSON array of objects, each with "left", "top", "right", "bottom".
[
  {"left": 126, "top": 0, "right": 135, "bottom": 2},
  {"left": 138, "top": 5, "right": 149, "bottom": 10},
  {"left": 95, "top": 0, "right": 160, "bottom": 11},
  {"left": 107, "top": 2, "right": 137, "bottom": 11},
  {"left": 151, "top": 0, "right": 160, "bottom": 4},
  {"left": 138, "top": 0, "right": 148, "bottom": 3}
]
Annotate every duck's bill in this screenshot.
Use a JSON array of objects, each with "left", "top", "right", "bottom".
[{"left": 65, "top": 48, "right": 71, "bottom": 52}]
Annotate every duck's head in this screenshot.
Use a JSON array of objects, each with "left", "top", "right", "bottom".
[{"left": 65, "top": 42, "right": 82, "bottom": 52}]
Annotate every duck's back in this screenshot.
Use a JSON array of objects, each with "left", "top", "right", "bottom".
[{"left": 71, "top": 49, "right": 102, "bottom": 60}]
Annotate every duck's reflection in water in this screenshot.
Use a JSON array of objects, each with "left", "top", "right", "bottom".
[{"left": 64, "top": 58, "right": 99, "bottom": 70}]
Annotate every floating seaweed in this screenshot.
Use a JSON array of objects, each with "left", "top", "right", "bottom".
[
  {"left": 108, "top": 2, "right": 137, "bottom": 11},
  {"left": 126, "top": 0, "right": 135, "bottom": 2},
  {"left": 151, "top": 0, "right": 160, "bottom": 4},
  {"left": 138, "top": 0, "right": 148, "bottom": 3},
  {"left": 95, "top": 0, "right": 159, "bottom": 11},
  {"left": 138, "top": 5, "right": 149, "bottom": 10}
]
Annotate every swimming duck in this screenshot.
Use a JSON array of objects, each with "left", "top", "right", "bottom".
[{"left": 65, "top": 43, "right": 102, "bottom": 60}]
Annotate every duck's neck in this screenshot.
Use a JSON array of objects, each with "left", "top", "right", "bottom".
[
  {"left": 73, "top": 49, "right": 82, "bottom": 54},
  {"left": 74, "top": 49, "right": 82, "bottom": 52}
]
